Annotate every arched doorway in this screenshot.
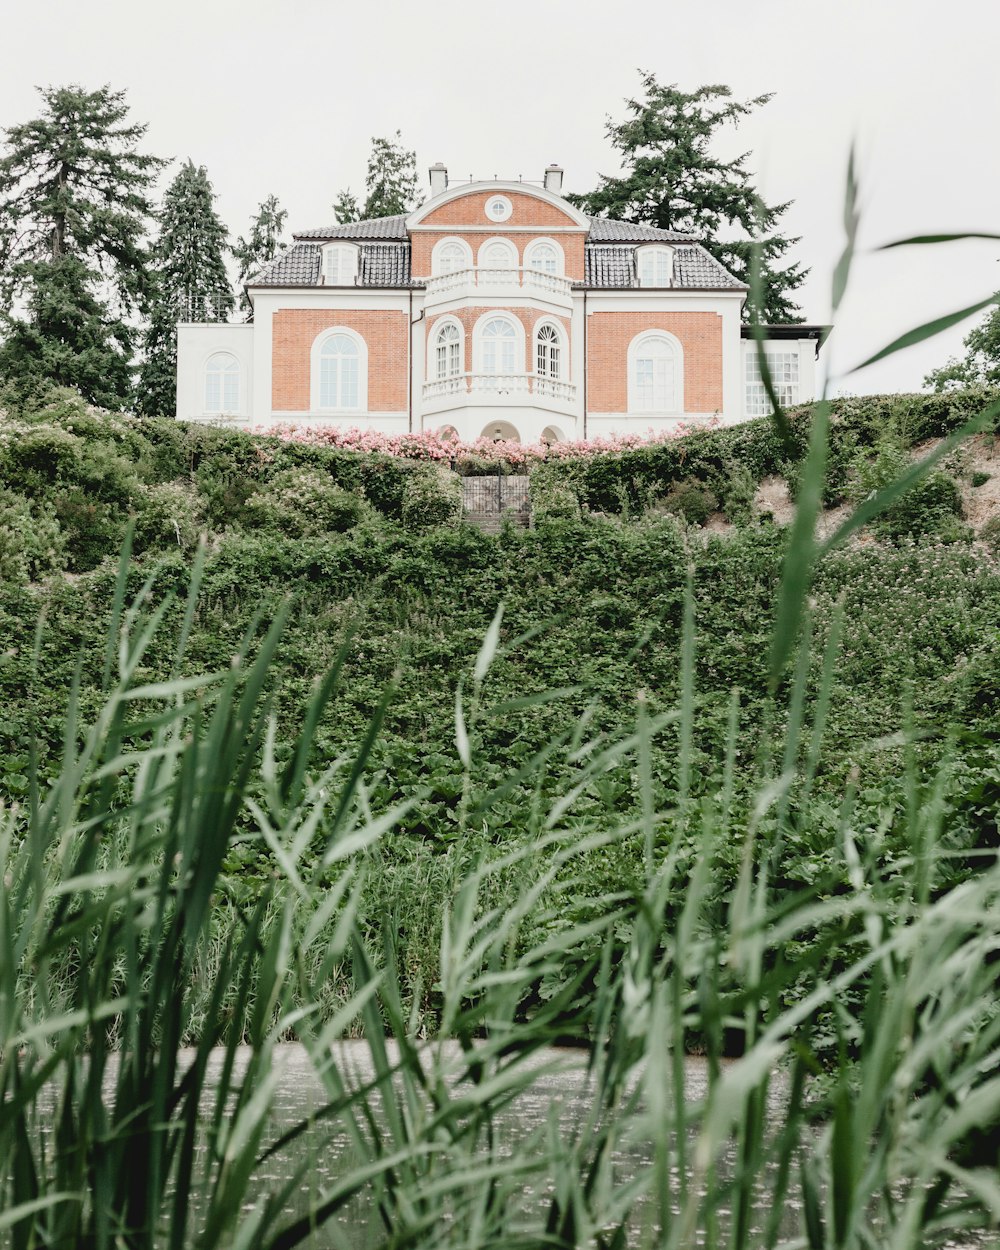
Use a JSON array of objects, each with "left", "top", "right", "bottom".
[
  {"left": 480, "top": 421, "right": 521, "bottom": 444},
  {"left": 435, "top": 424, "right": 460, "bottom": 442},
  {"left": 540, "top": 425, "right": 565, "bottom": 445}
]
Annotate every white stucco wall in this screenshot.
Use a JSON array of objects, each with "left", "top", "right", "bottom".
[{"left": 176, "top": 323, "right": 254, "bottom": 424}]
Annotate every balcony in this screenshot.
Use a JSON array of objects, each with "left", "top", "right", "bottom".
[
  {"left": 423, "top": 373, "right": 577, "bottom": 410},
  {"left": 423, "top": 266, "right": 574, "bottom": 305}
]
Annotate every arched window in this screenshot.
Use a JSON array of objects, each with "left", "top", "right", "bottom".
[
  {"left": 205, "top": 352, "right": 240, "bottom": 413},
  {"left": 434, "top": 321, "right": 463, "bottom": 379},
  {"left": 628, "top": 332, "right": 683, "bottom": 414},
  {"left": 310, "top": 329, "right": 367, "bottom": 412},
  {"left": 525, "top": 240, "right": 562, "bottom": 275},
  {"left": 432, "top": 238, "right": 472, "bottom": 275},
  {"left": 480, "top": 317, "right": 518, "bottom": 375},
  {"left": 535, "top": 323, "right": 562, "bottom": 379},
  {"left": 322, "top": 244, "right": 358, "bottom": 285},
  {"left": 636, "top": 246, "right": 673, "bottom": 287},
  {"left": 479, "top": 239, "right": 517, "bottom": 273}
]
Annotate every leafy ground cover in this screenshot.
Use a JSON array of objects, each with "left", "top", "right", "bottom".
[{"left": 1, "top": 389, "right": 999, "bottom": 1042}]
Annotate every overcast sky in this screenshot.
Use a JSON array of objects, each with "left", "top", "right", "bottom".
[{"left": 4, "top": 0, "right": 998, "bottom": 397}]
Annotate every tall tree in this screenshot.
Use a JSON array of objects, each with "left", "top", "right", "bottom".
[
  {"left": 925, "top": 301, "right": 1000, "bottom": 391},
  {"left": 570, "top": 75, "right": 806, "bottom": 323},
  {"left": 0, "top": 84, "right": 164, "bottom": 407},
  {"left": 137, "top": 161, "right": 234, "bottom": 417},
  {"left": 334, "top": 133, "right": 420, "bottom": 223},
  {"left": 332, "top": 187, "right": 361, "bottom": 225},
  {"left": 233, "top": 194, "right": 287, "bottom": 318}
]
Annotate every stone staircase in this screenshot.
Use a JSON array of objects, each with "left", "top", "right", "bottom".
[{"left": 461, "top": 475, "right": 531, "bottom": 534}]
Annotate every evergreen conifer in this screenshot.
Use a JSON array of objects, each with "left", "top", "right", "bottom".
[{"left": 233, "top": 194, "right": 287, "bottom": 318}]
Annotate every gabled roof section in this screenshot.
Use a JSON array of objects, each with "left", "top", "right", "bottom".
[
  {"left": 293, "top": 215, "right": 408, "bottom": 241},
  {"left": 406, "top": 181, "right": 590, "bottom": 230},
  {"left": 587, "top": 217, "right": 697, "bottom": 243}
]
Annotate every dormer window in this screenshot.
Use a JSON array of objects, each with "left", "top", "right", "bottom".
[
  {"left": 637, "top": 246, "right": 674, "bottom": 287},
  {"left": 322, "top": 243, "right": 358, "bottom": 286}
]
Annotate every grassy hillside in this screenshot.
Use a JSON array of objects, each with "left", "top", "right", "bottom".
[{"left": 1, "top": 387, "right": 998, "bottom": 1035}]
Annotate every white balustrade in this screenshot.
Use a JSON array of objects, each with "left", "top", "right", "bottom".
[
  {"left": 422, "top": 373, "right": 576, "bottom": 404},
  {"left": 423, "top": 267, "right": 573, "bottom": 300}
]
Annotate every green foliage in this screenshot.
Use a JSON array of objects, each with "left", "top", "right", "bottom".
[
  {"left": 0, "top": 84, "right": 164, "bottom": 407},
  {"left": 0, "top": 486, "right": 64, "bottom": 582},
  {"left": 849, "top": 435, "right": 964, "bottom": 540},
  {"left": 400, "top": 462, "right": 461, "bottom": 530},
  {"left": 137, "top": 161, "right": 235, "bottom": 416},
  {"left": 243, "top": 467, "right": 370, "bottom": 537},
  {"left": 569, "top": 74, "right": 806, "bottom": 322},
  {"left": 652, "top": 478, "right": 719, "bottom": 525},
  {"left": 233, "top": 193, "right": 287, "bottom": 317},
  {"left": 925, "top": 300, "right": 1000, "bottom": 391},
  {"left": 528, "top": 461, "right": 581, "bottom": 521},
  {"left": 336, "top": 131, "right": 421, "bottom": 223}
]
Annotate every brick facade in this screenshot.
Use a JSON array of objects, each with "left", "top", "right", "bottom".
[
  {"left": 418, "top": 191, "right": 581, "bottom": 230},
  {"left": 426, "top": 308, "right": 572, "bottom": 374},
  {"left": 587, "top": 312, "right": 724, "bottom": 413},
  {"left": 271, "top": 309, "right": 409, "bottom": 412},
  {"left": 411, "top": 232, "right": 586, "bottom": 281}
]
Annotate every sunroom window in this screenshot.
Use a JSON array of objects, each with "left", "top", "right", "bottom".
[{"left": 745, "top": 350, "right": 799, "bottom": 417}]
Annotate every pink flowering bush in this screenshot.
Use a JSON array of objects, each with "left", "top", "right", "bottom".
[{"left": 258, "top": 421, "right": 718, "bottom": 473}]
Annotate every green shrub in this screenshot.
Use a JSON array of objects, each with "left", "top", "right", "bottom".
[
  {"left": 651, "top": 479, "right": 719, "bottom": 526},
  {"left": 243, "top": 467, "right": 371, "bottom": 537},
  {"left": 530, "top": 462, "right": 581, "bottom": 521},
  {"left": 133, "top": 481, "right": 204, "bottom": 554},
  {"left": 850, "top": 436, "right": 964, "bottom": 540},
  {"left": 971, "top": 469, "right": 991, "bottom": 488},
  {"left": 0, "top": 487, "right": 66, "bottom": 583},
  {"left": 400, "top": 464, "right": 461, "bottom": 531}
]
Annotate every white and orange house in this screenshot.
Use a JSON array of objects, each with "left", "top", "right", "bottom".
[{"left": 176, "top": 164, "right": 828, "bottom": 443}]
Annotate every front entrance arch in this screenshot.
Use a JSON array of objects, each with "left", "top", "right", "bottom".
[{"left": 481, "top": 420, "right": 521, "bottom": 444}]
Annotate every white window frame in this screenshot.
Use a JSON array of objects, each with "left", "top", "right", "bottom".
[
  {"left": 484, "top": 195, "right": 513, "bottom": 223},
  {"left": 627, "top": 331, "right": 684, "bottom": 415},
  {"left": 431, "top": 236, "right": 473, "bottom": 275},
  {"left": 745, "top": 348, "right": 800, "bottom": 417},
  {"left": 430, "top": 318, "right": 464, "bottom": 380},
  {"left": 310, "top": 326, "right": 368, "bottom": 413},
  {"left": 473, "top": 312, "right": 524, "bottom": 376},
  {"left": 204, "top": 351, "right": 241, "bottom": 414},
  {"left": 322, "top": 243, "right": 359, "bottom": 286},
  {"left": 636, "top": 245, "right": 674, "bottom": 288},
  {"left": 477, "top": 237, "right": 518, "bottom": 272},
  {"left": 524, "top": 238, "right": 564, "bottom": 275},
  {"left": 534, "top": 321, "right": 564, "bottom": 380}
]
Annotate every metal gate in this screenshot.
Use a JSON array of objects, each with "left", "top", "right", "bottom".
[{"left": 461, "top": 475, "right": 531, "bottom": 530}]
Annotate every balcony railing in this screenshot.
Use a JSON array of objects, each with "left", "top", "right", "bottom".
[
  {"left": 423, "top": 373, "right": 576, "bottom": 403},
  {"left": 424, "top": 267, "right": 573, "bottom": 299}
]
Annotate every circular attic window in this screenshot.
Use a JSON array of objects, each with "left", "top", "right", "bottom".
[{"left": 485, "top": 195, "right": 512, "bottom": 223}]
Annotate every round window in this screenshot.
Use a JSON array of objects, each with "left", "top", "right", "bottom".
[{"left": 485, "top": 196, "right": 512, "bottom": 222}]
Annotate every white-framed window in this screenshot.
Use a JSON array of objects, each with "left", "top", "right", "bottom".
[
  {"left": 485, "top": 195, "right": 512, "bottom": 223},
  {"left": 433, "top": 320, "right": 463, "bottom": 379},
  {"left": 745, "top": 349, "right": 800, "bottom": 417},
  {"left": 478, "top": 238, "right": 518, "bottom": 273},
  {"left": 636, "top": 246, "right": 674, "bottom": 287},
  {"left": 432, "top": 237, "right": 472, "bottom": 275},
  {"left": 627, "top": 332, "right": 683, "bottom": 414},
  {"left": 478, "top": 315, "right": 519, "bottom": 375},
  {"left": 204, "top": 352, "right": 240, "bottom": 413},
  {"left": 525, "top": 239, "right": 563, "bottom": 275},
  {"left": 322, "top": 243, "right": 358, "bottom": 285},
  {"left": 535, "top": 322, "right": 562, "bottom": 379},
  {"left": 310, "top": 327, "right": 367, "bottom": 412}
]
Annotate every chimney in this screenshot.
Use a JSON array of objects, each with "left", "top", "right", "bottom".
[
  {"left": 543, "top": 163, "right": 564, "bottom": 194},
  {"left": 428, "top": 162, "right": 448, "bottom": 196}
]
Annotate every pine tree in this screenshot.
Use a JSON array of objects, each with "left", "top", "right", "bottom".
[
  {"left": 233, "top": 194, "right": 287, "bottom": 318},
  {"left": 570, "top": 75, "right": 806, "bottom": 323},
  {"left": 362, "top": 133, "right": 420, "bottom": 218},
  {"left": 332, "top": 188, "right": 361, "bottom": 225},
  {"left": 137, "top": 161, "right": 234, "bottom": 417},
  {"left": 0, "top": 84, "right": 164, "bottom": 407},
  {"left": 925, "top": 302, "right": 1000, "bottom": 391}
]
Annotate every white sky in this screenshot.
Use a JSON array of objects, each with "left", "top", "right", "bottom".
[{"left": 4, "top": 0, "right": 999, "bottom": 397}]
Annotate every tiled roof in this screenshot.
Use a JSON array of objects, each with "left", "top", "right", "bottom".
[
  {"left": 248, "top": 242, "right": 416, "bottom": 288},
  {"left": 673, "top": 245, "right": 746, "bottom": 289},
  {"left": 586, "top": 216, "right": 695, "bottom": 243},
  {"left": 248, "top": 243, "right": 320, "bottom": 286},
  {"left": 583, "top": 243, "right": 746, "bottom": 290},
  {"left": 294, "top": 215, "right": 409, "bottom": 241},
  {"left": 357, "top": 243, "right": 412, "bottom": 286}
]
